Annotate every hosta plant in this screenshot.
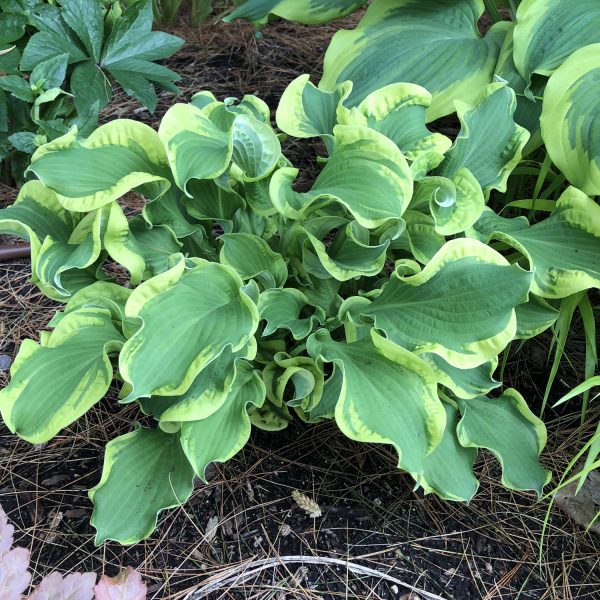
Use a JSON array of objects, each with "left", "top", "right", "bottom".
[
  {"left": 224, "top": 0, "right": 367, "bottom": 25},
  {"left": 152, "top": 0, "right": 218, "bottom": 25},
  {"left": 0, "top": 0, "right": 183, "bottom": 184},
  {"left": 2, "top": 72, "right": 600, "bottom": 544},
  {"left": 229, "top": 0, "right": 600, "bottom": 169}
]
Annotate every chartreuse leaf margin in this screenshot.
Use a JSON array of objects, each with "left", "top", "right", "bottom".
[
  {"left": 224, "top": 0, "right": 366, "bottom": 25},
  {"left": 5, "top": 0, "right": 600, "bottom": 543},
  {"left": 318, "top": 0, "right": 508, "bottom": 121},
  {"left": 540, "top": 44, "right": 600, "bottom": 196}
]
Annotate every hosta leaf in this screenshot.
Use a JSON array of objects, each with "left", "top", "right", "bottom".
[
  {"left": 457, "top": 389, "right": 550, "bottom": 494},
  {"left": 470, "top": 187, "right": 600, "bottom": 299},
  {"left": 515, "top": 295, "right": 559, "bottom": 339},
  {"left": 28, "top": 571, "right": 96, "bottom": 600},
  {"left": 389, "top": 211, "right": 444, "bottom": 264},
  {"left": 232, "top": 206, "right": 275, "bottom": 238},
  {"left": 307, "top": 329, "right": 445, "bottom": 476},
  {"left": 29, "top": 121, "right": 171, "bottom": 211},
  {"left": 494, "top": 24, "right": 545, "bottom": 149},
  {"left": 0, "top": 180, "right": 81, "bottom": 262},
  {"left": 186, "top": 179, "right": 245, "bottom": 222},
  {"left": 344, "top": 238, "right": 532, "bottom": 367},
  {"left": 336, "top": 82, "right": 452, "bottom": 178},
  {"left": 243, "top": 177, "right": 278, "bottom": 217},
  {"left": 423, "top": 354, "right": 500, "bottom": 400},
  {"left": 270, "top": 125, "right": 412, "bottom": 228},
  {"left": 435, "top": 83, "right": 529, "bottom": 195},
  {"left": 0, "top": 308, "right": 124, "bottom": 444},
  {"left": 33, "top": 204, "right": 110, "bottom": 299},
  {"left": 540, "top": 44, "right": 600, "bottom": 195},
  {"left": 104, "top": 202, "right": 181, "bottom": 285},
  {"left": 57, "top": 281, "right": 132, "bottom": 325},
  {"left": 142, "top": 189, "right": 201, "bottom": 237},
  {"left": 180, "top": 360, "right": 265, "bottom": 479},
  {"left": 319, "top": 0, "right": 507, "bottom": 120},
  {"left": 258, "top": 288, "right": 325, "bottom": 340},
  {"left": 94, "top": 567, "right": 146, "bottom": 600},
  {"left": 158, "top": 103, "right": 231, "bottom": 193},
  {"left": 298, "top": 219, "right": 390, "bottom": 282},
  {"left": 224, "top": 0, "right": 365, "bottom": 25},
  {"left": 156, "top": 345, "right": 254, "bottom": 425},
  {"left": 414, "top": 170, "right": 484, "bottom": 236},
  {"left": 263, "top": 353, "right": 323, "bottom": 413},
  {"left": 89, "top": 426, "right": 195, "bottom": 544},
  {"left": 250, "top": 400, "right": 292, "bottom": 431},
  {"left": 219, "top": 233, "right": 288, "bottom": 288},
  {"left": 300, "top": 364, "right": 343, "bottom": 423},
  {"left": 230, "top": 114, "right": 281, "bottom": 182},
  {"left": 119, "top": 258, "right": 259, "bottom": 401},
  {"left": 0, "top": 547, "right": 31, "bottom": 600},
  {"left": 198, "top": 93, "right": 271, "bottom": 124},
  {"left": 276, "top": 74, "right": 352, "bottom": 141},
  {"left": 415, "top": 403, "right": 478, "bottom": 501},
  {"left": 513, "top": 0, "right": 600, "bottom": 88}
]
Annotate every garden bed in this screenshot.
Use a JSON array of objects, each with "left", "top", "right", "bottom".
[{"left": 1, "top": 13, "right": 599, "bottom": 600}]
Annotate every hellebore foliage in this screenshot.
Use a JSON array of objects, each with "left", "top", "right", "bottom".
[
  {"left": 2, "top": 0, "right": 600, "bottom": 546},
  {"left": 0, "top": 0, "right": 183, "bottom": 184}
]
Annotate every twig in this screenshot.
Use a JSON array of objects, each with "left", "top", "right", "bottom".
[{"left": 184, "top": 555, "right": 448, "bottom": 599}]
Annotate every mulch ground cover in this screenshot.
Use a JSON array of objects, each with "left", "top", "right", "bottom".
[{"left": 1, "top": 12, "right": 599, "bottom": 600}]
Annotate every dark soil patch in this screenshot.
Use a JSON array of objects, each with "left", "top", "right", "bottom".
[
  {"left": 1, "top": 388, "right": 599, "bottom": 599},
  {"left": 1, "top": 11, "right": 599, "bottom": 600}
]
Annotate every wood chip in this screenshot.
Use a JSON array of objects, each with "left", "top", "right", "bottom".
[
  {"left": 204, "top": 516, "right": 219, "bottom": 544},
  {"left": 554, "top": 468, "right": 600, "bottom": 535},
  {"left": 41, "top": 474, "right": 69, "bottom": 487}
]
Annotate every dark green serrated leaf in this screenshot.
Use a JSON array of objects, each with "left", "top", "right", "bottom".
[
  {"left": 59, "top": 0, "right": 104, "bottom": 62},
  {"left": 0, "top": 75, "right": 33, "bottom": 102},
  {"left": 71, "top": 60, "right": 112, "bottom": 113}
]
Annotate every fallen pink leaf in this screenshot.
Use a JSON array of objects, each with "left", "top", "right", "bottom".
[
  {"left": 0, "top": 547, "right": 32, "bottom": 600},
  {"left": 29, "top": 571, "right": 97, "bottom": 600},
  {"left": 0, "top": 504, "right": 15, "bottom": 558},
  {"left": 94, "top": 567, "right": 147, "bottom": 600}
]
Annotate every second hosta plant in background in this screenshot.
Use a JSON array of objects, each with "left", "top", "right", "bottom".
[{"left": 2, "top": 71, "right": 600, "bottom": 544}]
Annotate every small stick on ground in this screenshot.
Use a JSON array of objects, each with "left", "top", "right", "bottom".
[{"left": 184, "top": 555, "right": 447, "bottom": 600}]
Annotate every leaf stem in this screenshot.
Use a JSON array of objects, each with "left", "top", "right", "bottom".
[{"left": 484, "top": 0, "right": 503, "bottom": 23}]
